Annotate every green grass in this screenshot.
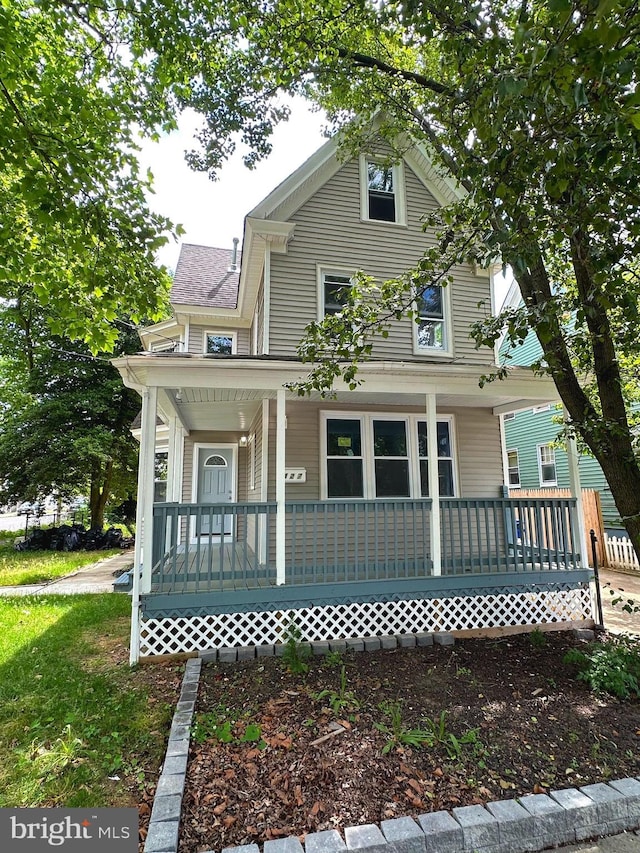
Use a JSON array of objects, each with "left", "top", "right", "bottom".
[
  {"left": 0, "top": 543, "right": 119, "bottom": 586},
  {"left": 0, "top": 595, "right": 175, "bottom": 807}
]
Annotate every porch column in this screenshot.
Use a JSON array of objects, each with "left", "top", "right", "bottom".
[
  {"left": 426, "top": 394, "right": 442, "bottom": 576},
  {"left": 276, "top": 388, "right": 286, "bottom": 584},
  {"left": 565, "top": 408, "right": 588, "bottom": 566},
  {"left": 139, "top": 386, "right": 158, "bottom": 595},
  {"left": 130, "top": 385, "right": 158, "bottom": 665},
  {"left": 166, "top": 415, "right": 184, "bottom": 503}
]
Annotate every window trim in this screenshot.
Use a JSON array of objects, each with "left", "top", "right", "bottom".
[
  {"left": 532, "top": 404, "right": 551, "bottom": 414},
  {"left": 537, "top": 443, "right": 557, "bottom": 486},
  {"left": 320, "top": 411, "right": 457, "bottom": 500},
  {"left": 506, "top": 448, "right": 521, "bottom": 488},
  {"left": 203, "top": 330, "right": 237, "bottom": 355},
  {"left": 412, "top": 284, "right": 454, "bottom": 358},
  {"left": 359, "top": 155, "right": 407, "bottom": 226}
]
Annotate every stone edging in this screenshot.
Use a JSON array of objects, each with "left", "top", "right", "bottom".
[{"left": 144, "top": 643, "right": 640, "bottom": 853}]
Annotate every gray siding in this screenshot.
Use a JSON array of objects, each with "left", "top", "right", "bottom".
[{"left": 268, "top": 157, "right": 493, "bottom": 364}]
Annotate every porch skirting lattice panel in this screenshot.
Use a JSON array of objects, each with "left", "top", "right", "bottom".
[{"left": 138, "top": 581, "right": 593, "bottom": 657}]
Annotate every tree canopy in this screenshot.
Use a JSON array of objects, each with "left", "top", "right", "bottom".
[
  {"left": 0, "top": 297, "right": 141, "bottom": 527},
  {"left": 6, "top": 1, "right": 640, "bottom": 555}
]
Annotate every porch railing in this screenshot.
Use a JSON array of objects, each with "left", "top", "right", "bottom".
[
  {"left": 151, "top": 501, "right": 276, "bottom": 593},
  {"left": 286, "top": 499, "right": 433, "bottom": 582},
  {"left": 149, "top": 496, "right": 581, "bottom": 594}
]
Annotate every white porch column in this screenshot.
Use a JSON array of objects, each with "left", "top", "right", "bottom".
[
  {"left": 139, "top": 386, "right": 158, "bottom": 595},
  {"left": 275, "top": 388, "right": 286, "bottom": 584},
  {"left": 426, "top": 394, "right": 442, "bottom": 576},
  {"left": 166, "top": 415, "right": 184, "bottom": 503},
  {"left": 565, "top": 408, "right": 588, "bottom": 566},
  {"left": 130, "top": 385, "right": 158, "bottom": 664}
]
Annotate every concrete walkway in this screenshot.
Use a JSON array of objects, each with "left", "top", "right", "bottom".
[
  {"left": 560, "top": 831, "right": 640, "bottom": 851},
  {"left": 0, "top": 550, "right": 133, "bottom": 596},
  {"left": 597, "top": 567, "right": 640, "bottom": 635}
]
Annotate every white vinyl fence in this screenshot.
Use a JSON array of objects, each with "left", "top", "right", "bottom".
[{"left": 605, "top": 536, "right": 640, "bottom": 571}]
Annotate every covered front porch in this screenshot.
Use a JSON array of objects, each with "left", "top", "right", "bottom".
[{"left": 113, "top": 354, "right": 595, "bottom": 661}]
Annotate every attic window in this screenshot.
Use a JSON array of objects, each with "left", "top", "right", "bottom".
[
  {"left": 205, "top": 332, "right": 235, "bottom": 355},
  {"left": 360, "top": 156, "right": 406, "bottom": 225}
]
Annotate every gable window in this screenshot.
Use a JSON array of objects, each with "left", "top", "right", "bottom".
[
  {"left": 205, "top": 332, "right": 235, "bottom": 355},
  {"left": 360, "top": 156, "right": 406, "bottom": 225},
  {"left": 367, "top": 162, "right": 395, "bottom": 221},
  {"left": 416, "top": 286, "right": 446, "bottom": 351},
  {"left": 417, "top": 420, "right": 455, "bottom": 497},
  {"left": 507, "top": 449, "right": 521, "bottom": 487},
  {"left": 537, "top": 443, "right": 557, "bottom": 486},
  {"left": 323, "top": 272, "right": 353, "bottom": 316}
]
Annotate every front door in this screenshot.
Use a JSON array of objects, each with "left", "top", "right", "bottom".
[{"left": 196, "top": 446, "right": 235, "bottom": 536}]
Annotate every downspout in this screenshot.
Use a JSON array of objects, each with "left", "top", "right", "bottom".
[
  {"left": 263, "top": 245, "right": 271, "bottom": 355},
  {"left": 276, "top": 388, "right": 286, "bottom": 584}
]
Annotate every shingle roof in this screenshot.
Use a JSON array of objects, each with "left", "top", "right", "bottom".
[{"left": 170, "top": 243, "right": 240, "bottom": 309}]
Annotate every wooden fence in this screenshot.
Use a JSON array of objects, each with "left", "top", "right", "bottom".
[{"left": 509, "top": 488, "right": 605, "bottom": 567}]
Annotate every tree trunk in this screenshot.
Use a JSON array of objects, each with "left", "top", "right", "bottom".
[
  {"left": 511, "top": 237, "right": 640, "bottom": 563},
  {"left": 89, "top": 460, "right": 113, "bottom": 529}
]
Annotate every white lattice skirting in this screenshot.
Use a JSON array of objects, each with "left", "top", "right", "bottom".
[{"left": 139, "top": 587, "right": 593, "bottom": 657}]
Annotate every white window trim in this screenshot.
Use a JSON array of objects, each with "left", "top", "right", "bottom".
[
  {"left": 359, "top": 155, "right": 407, "bottom": 226},
  {"left": 506, "top": 448, "right": 521, "bottom": 488},
  {"left": 532, "top": 404, "right": 551, "bottom": 414},
  {"left": 203, "top": 330, "right": 237, "bottom": 355},
  {"left": 412, "top": 284, "right": 454, "bottom": 359},
  {"left": 537, "top": 443, "right": 557, "bottom": 486},
  {"left": 320, "top": 411, "right": 457, "bottom": 500},
  {"left": 316, "top": 264, "right": 355, "bottom": 321}
]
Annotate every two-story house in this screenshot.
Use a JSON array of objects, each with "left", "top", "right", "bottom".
[{"left": 114, "top": 132, "right": 595, "bottom": 662}]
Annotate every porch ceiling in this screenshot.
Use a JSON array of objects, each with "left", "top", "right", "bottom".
[{"left": 115, "top": 354, "right": 560, "bottom": 422}]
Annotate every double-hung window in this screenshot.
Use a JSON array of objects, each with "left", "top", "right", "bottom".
[
  {"left": 360, "top": 156, "right": 406, "bottom": 225},
  {"left": 373, "top": 420, "right": 410, "bottom": 497},
  {"left": 323, "top": 413, "right": 456, "bottom": 499},
  {"left": 322, "top": 272, "right": 353, "bottom": 316},
  {"left": 326, "top": 418, "right": 364, "bottom": 497},
  {"left": 507, "top": 449, "right": 521, "bottom": 487},
  {"left": 417, "top": 421, "right": 455, "bottom": 497},
  {"left": 537, "top": 443, "right": 557, "bottom": 486},
  {"left": 416, "top": 285, "right": 446, "bottom": 352}
]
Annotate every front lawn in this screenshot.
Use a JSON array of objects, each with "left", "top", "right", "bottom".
[
  {"left": 0, "top": 541, "right": 120, "bottom": 586},
  {"left": 0, "top": 594, "right": 182, "bottom": 809}
]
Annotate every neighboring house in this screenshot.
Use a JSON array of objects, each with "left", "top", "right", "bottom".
[
  {"left": 114, "top": 131, "right": 594, "bottom": 662},
  {"left": 499, "top": 283, "right": 621, "bottom": 532}
]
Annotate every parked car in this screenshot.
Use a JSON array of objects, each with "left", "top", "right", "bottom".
[{"left": 17, "top": 501, "right": 44, "bottom": 516}]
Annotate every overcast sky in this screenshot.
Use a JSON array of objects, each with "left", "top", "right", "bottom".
[
  {"left": 141, "top": 104, "right": 511, "bottom": 308},
  {"left": 140, "top": 102, "right": 328, "bottom": 271}
]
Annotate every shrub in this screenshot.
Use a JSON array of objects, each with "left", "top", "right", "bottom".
[{"left": 564, "top": 635, "right": 640, "bottom": 699}]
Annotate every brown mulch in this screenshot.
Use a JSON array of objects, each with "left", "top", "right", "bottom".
[{"left": 175, "top": 631, "right": 640, "bottom": 853}]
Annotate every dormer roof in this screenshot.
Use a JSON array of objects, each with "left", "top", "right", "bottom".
[{"left": 170, "top": 243, "right": 240, "bottom": 309}]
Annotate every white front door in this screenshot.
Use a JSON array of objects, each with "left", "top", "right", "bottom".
[{"left": 196, "top": 446, "right": 235, "bottom": 536}]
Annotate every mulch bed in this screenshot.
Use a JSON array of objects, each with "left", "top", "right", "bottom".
[{"left": 177, "top": 631, "right": 640, "bottom": 853}]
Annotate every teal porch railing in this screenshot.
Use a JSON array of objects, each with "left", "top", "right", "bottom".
[{"left": 149, "top": 496, "right": 580, "bottom": 594}]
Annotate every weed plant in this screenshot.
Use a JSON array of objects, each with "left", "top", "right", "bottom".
[{"left": 564, "top": 635, "right": 640, "bottom": 699}]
